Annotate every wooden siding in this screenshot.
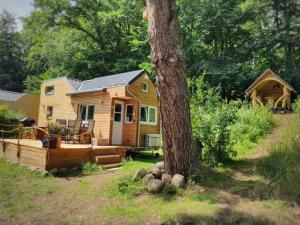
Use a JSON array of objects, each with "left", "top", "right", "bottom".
[
  {"left": 0, "top": 94, "right": 40, "bottom": 122},
  {"left": 38, "top": 78, "right": 76, "bottom": 127},
  {"left": 70, "top": 85, "right": 126, "bottom": 140},
  {"left": 0, "top": 140, "right": 47, "bottom": 170},
  {"left": 127, "top": 72, "right": 160, "bottom": 147}
]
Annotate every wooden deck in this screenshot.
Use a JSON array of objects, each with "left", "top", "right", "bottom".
[{"left": 0, "top": 139, "right": 127, "bottom": 171}]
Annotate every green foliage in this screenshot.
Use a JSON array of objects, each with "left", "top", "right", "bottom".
[
  {"left": 231, "top": 105, "right": 276, "bottom": 147},
  {"left": 0, "top": 104, "right": 23, "bottom": 125},
  {"left": 0, "top": 11, "right": 25, "bottom": 92},
  {"left": 257, "top": 103, "right": 300, "bottom": 202},
  {"left": 116, "top": 176, "right": 146, "bottom": 198},
  {"left": 81, "top": 162, "right": 102, "bottom": 175},
  {"left": 190, "top": 76, "right": 239, "bottom": 166},
  {"left": 24, "top": 71, "right": 56, "bottom": 93}
]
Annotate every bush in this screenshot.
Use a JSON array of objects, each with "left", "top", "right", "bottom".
[
  {"left": 0, "top": 104, "right": 23, "bottom": 125},
  {"left": 231, "top": 105, "right": 276, "bottom": 151},
  {"left": 190, "top": 77, "right": 239, "bottom": 166},
  {"left": 257, "top": 100, "right": 300, "bottom": 202},
  {"left": 82, "top": 162, "right": 102, "bottom": 175}
]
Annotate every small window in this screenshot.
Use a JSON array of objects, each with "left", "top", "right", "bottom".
[
  {"left": 45, "top": 86, "right": 54, "bottom": 95},
  {"left": 47, "top": 106, "right": 53, "bottom": 120},
  {"left": 78, "top": 105, "right": 94, "bottom": 121},
  {"left": 125, "top": 104, "right": 133, "bottom": 123},
  {"left": 114, "top": 103, "right": 122, "bottom": 122},
  {"left": 140, "top": 106, "right": 148, "bottom": 122},
  {"left": 148, "top": 107, "right": 157, "bottom": 124},
  {"left": 142, "top": 82, "right": 148, "bottom": 92}
]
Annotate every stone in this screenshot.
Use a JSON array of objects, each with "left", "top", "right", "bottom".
[
  {"left": 155, "top": 161, "right": 164, "bottom": 170},
  {"left": 142, "top": 174, "right": 155, "bottom": 183},
  {"left": 49, "top": 168, "right": 58, "bottom": 175},
  {"left": 41, "top": 170, "right": 49, "bottom": 177},
  {"left": 149, "top": 166, "right": 161, "bottom": 178},
  {"left": 161, "top": 173, "right": 172, "bottom": 184},
  {"left": 132, "top": 168, "right": 147, "bottom": 181},
  {"left": 148, "top": 179, "right": 164, "bottom": 194},
  {"left": 171, "top": 174, "right": 185, "bottom": 188}
]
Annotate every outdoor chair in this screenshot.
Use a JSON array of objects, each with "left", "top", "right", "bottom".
[
  {"left": 71, "top": 120, "right": 95, "bottom": 144},
  {"left": 67, "top": 120, "right": 82, "bottom": 143},
  {"left": 56, "top": 119, "right": 67, "bottom": 140}
]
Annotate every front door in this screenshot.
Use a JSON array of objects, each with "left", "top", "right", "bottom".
[{"left": 112, "top": 101, "right": 124, "bottom": 145}]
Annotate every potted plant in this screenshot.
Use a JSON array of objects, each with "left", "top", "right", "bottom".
[{"left": 47, "top": 122, "right": 62, "bottom": 148}]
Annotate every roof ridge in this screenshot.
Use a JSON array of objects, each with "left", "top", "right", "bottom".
[
  {"left": 82, "top": 69, "right": 144, "bottom": 82},
  {"left": 0, "top": 89, "right": 24, "bottom": 94}
]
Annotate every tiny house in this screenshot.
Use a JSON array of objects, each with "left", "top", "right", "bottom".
[
  {"left": 246, "top": 69, "right": 297, "bottom": 110},
  {"left": 0, "top": 90, "right": 40, "bottom": 121},
  {"left": 38, "top": 70, "right": 161, "bottom": 147}
]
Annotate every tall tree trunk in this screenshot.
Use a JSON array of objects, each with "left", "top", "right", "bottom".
[{"left": 146, "top": 0, "right": 192, "bottom": 177}]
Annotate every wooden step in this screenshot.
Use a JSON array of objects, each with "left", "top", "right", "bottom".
[
  {"left": 94, "top": 154, "right": 121, "bottom": 164},
  {"left": 92, "top": 148, "right": 118, "bottom": 156},
  {"left": 101, "top": 163, "right": 122, "bottom": 170}
]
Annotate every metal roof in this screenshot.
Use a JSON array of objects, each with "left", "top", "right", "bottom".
[
  {"left": 67, "top": 70, "right": 144, "bottom": 95},
  {"left": 0, "top": 90, "right": 26, "bottom": 102}
]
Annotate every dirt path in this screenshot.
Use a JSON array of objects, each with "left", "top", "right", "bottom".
[{"left": 202, "top": 113, "right": 300, "bottom": 225}]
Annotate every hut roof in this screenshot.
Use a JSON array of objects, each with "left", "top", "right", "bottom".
[{"left": 245, "top": 69, "right": 297, "bottom": 95}]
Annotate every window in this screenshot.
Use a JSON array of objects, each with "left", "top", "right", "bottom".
[
  {"left": 148, "top": 107, "right": 157, "bottom": 124},
  {"left": 78, "top": 105, "right": 94, "bottom": 121},
  {"left": 142, "top": 82, "right": 148, "bottom": 92},
  {"left": 125, "top": 104, "right": 133, "bottom": 123},
  {"left": 47, "top": 106, "right": 53, "bottom": 120},
  {"left": 114, "top": 103, "right": 122, "bottom": 122},
  {"left": 45, "top": 86, "right": 54, "bottom": 95},
  {"left": 140, "top": 105, "right": 157, "bottom": 125},
  {"left": 140, "top": 106, "right": 148, "bottom": 122}
]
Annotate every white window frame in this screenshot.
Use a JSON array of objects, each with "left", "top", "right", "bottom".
[
  {"left": 125, "top": 104, "right": 133, "bottom": 124},
  {"left": 45, "top": 86, "right": 54, "bottom": 95},
  {"left": 142, "top": 81, "right": 148, "bottom": 93},
  {"left": 140, "top": 105, "right": 157, "bottom": 125},
  {"left": 78, "top": 104, "right": 94, "bottom": 122}
]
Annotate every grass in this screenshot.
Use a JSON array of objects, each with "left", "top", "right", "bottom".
[{"left": 0, "top": 159, "right": 59, "bottom": 216}]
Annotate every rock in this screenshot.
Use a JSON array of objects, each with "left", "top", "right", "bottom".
[
  {"left": 149, "top": 166, "right": 161, "bottom": 178},
  {"left": 49, "top": 168, "right": 58, "bottom": 175},
  {"left": 171, "top": 174, "right": 185, "bottom": 188},
  {"left": 72, "top": 166, "right": 81, "bottom": 171},
  {"left": 142, "top": 174, "right": 155, "bottom": 183},
  {"left": 41, "top": 170, "right": 49, "bottom": 177},
  {"left": 161, "top": 174, "right": 172, "bottom": 184},
  {"left": 155, "top": 161, "right": 164, "bottom": 170},
  {"left": 148, "top": 179, "right": 164, "bottom": 194},
  {"left": 132, "top": 168, "right": 147, "bottom": 181}
]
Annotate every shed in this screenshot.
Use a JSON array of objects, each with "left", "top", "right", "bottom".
[{"left": 245, "top": 69, "right": 297, "bottom": 110}]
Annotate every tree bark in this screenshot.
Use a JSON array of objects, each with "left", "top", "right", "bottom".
[{"left": 146, "top": 0, "right": 192, "bottom": 178}]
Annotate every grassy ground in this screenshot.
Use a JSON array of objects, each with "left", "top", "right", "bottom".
[{"left": 0, "top": 114, "right": 299, "bottom": 225}]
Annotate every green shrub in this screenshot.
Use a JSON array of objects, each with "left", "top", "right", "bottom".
[
  {"left": 0, "top": 104, "right": 23, "bottom": 125},
  {"left": 190, "top": 76, "right": 239, "bottom": 166},
  {"left": 232, "top": 105, "right": 276, "bottom": 144},
  {"left": 117, "top": 176, "right": 146, "bottom": 197},
  {"left": 82, "top": 162, "right": 102, "bottom": 175}
]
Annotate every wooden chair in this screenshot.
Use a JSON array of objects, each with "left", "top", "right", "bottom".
[
  {"left": 71, "top": 120, "right": 95, "bottom": 144},
  {"left": 68, "top": 120, "right": 82, "bottom": 143}
]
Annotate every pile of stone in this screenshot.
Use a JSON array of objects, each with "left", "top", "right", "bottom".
[{"left": 132, "top": 161, "right": 185, "bottom": 194}]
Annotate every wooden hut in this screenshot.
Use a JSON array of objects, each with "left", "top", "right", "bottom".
[{"left": 245, "top": 69, "right": 297, "bottom": 110}]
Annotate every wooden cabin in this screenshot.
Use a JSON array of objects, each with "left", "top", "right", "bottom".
[
  {"left": 0, "top": 90, "right": 40, "bottom": 121},
  {"left": 38, "top": 70, "right": 161, "bottom": 147},
  {"left": 245, "top": 69, "right": 297, "bottom": 110}
]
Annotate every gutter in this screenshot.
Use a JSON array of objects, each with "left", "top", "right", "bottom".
[
  {"left": 126, "top": 85, "right": 141, "bottom": 147},
  {"left": 66, "top": 88, "right": 107, "bottom": 96}
]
